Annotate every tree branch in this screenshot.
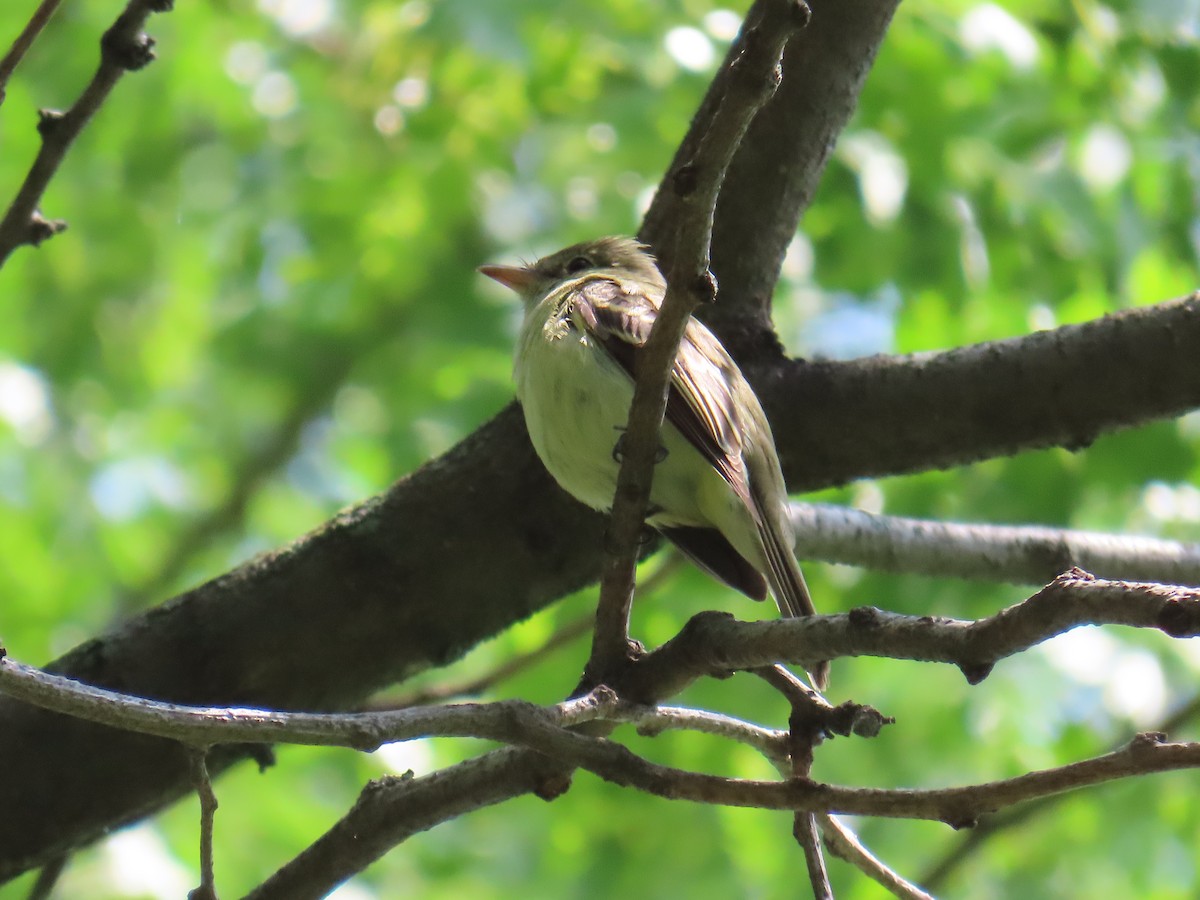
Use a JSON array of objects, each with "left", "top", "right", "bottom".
[
  {"left": 247, "top": 721, "right": 1200, "bottom": 896},
  {"left": 789, "top": 502, "right": 1200, "bottom": 586},
  {"left": 820, "top": 815, "right": 934, "bottom": 900},
  {"left": 766, "top": 293, "right": 1200, "bottom": 490},
  {"left": 187, "top": 750, "right": 219, "bottom": 900},
  {"left": 0, "top": 0, "right": 64, "bottom": 105},
  {"left": 586, "top": 0, "right": 810, "bottom": 679},
  {"left": 0, "top": 0, "right": 1196, "bottom": 879},
  {"left": 0, "top": 0, "right": 173, "bottom": 265},
  {"left": 613, "top": 569, "right": 1200, "bottom": 702},
  {"left": 919, "top": 690, "right": 1200, "bottom": 890}
]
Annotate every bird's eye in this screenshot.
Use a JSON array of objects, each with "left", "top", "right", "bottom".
[{"left": 565, "top": 256, "right": 593, "bottom": 274}]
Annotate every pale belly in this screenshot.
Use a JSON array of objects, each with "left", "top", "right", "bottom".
[{"left": 514, "top": 321, "right": 740, "bottom": 532}]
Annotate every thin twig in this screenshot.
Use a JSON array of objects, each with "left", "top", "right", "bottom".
[
  {"left": 754, "top": 664, "right": 834, "bottom": 897},
  {"left": 585, "top": 0, "right": 811, "bottom": 682},
  {"left": 188, "top": 749, "right": 219, "bottom": 900},
  {"left": 919, "top": 691, "right": 1200, "bottom": 890},
  {"left": 632, "top": 705, "right": 791, "bottom": 770},
  {"left": 0, "top": 0, "right": 174, "bottom": 264},
  {"left": 25, "top": 855, "right": 67, "bottom": 900},
  {"left": 0, "top": 0, "right": 65, "bottom": 104},
  {"left": 821, "top": 815, "right": 933, "bottom": 900},
  {"left": 376, "top": 556, "right": 678, "bottom": 709}
]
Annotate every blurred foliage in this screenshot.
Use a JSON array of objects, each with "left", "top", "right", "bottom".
[{"left": 1, "top": 0, "right": 1199, "bottom": 897}]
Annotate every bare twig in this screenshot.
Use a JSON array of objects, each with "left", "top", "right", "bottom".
[
  {"left": 244, "top": 719, "right": 1200, "bottom": 900},
  {"left": 24, "top": 855, "right": 66, "bottom": 900},
  {"left": 245, "top": 748, "right": 563, "bottom": 900},
  {"left": 371, "top": 613, "right": 593, "bottom": 708},
  {"left": 919, "top": 691, "right": 1200, "bottom": 890},
  {"left": 0, "top": 656, "right": 623, "bottom": 749},
  {"left": 753, "top": 664, "right": 834, "bottom": 897},
  {"left": 617, "top": 569, "right": 1200, "bottom": 702},
  {"left": 0, "top": 0, "right": 174, "bottom": 264},
  {"left": 0, "top": 0, "right": 64, "bottom": 105},
  {"left": 790, "top": 502, "right": 1200, "bottom": 587},
  {"left": 187, "top": 749, "right": 219, "bottom": 900},
  {"left": 821, "top": 815, "right": 933, "bottom": 900},
  {"left": 632, "top": 705, "right": 791, "bottom": 770},
  {"left": 585, "top": 0, "right": 811, "bottom": 682},
  {"left": 377, "top": 556, "right": 677, "bottom": 709}
]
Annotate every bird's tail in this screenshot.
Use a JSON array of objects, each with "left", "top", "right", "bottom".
[{"left": 760, "top": 515, "right": 830, "bottom": 690}]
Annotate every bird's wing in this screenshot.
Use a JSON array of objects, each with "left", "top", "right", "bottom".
[
  {"left": 569, "top": 277, "right": 770, "bottom": 603},
  {"left": 570, "top": 277, "right": 751, "bottom": 501}
]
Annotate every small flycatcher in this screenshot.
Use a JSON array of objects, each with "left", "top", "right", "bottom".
[{"left": 482, "top": 236, "right": 826, "bottom": 687}]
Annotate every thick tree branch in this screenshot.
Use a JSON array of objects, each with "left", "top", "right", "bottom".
[
  {"left": 0, "top": 0, "right": 1195, "bottom": 879},
  {"left": 766, "top": 293, "right": 1200, "bottom": 490}
]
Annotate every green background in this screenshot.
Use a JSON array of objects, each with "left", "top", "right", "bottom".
[{"left": 1, "top": 0, "right": 1198, "bottom": 896}]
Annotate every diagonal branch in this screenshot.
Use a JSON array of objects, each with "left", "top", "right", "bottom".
[
  {"left": 0, "top": 0, "right": 64, "bottom": 105},
  {"left": 0, "top": 0, "right": 174, "bottom": 265},
  {"left": 820, "top": 815, "right": 934, "bottom": 900},
  {"left": 586, "top": 0, "right": 811, "bottom": 678}
]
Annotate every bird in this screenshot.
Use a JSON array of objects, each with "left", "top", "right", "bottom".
[{"left": 481, "top": 236, "right": 827, "bottom": 688}]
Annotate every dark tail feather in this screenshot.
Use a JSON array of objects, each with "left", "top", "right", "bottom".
[
  {"left": 759, "top": 517, "right": 829, "bottom": 691},
  {"left": 660, "top": 525, "right": 769, "bottom": 602}
]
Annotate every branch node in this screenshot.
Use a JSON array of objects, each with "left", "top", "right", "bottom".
[
  {"left": 789, "top": 0, "right": 813, "bottom": 29},
  {"left": 672, "top": 163, "right": 699, "bottom": 197},
  {"left": 945, "top": 813, "right": 979, "bottom": 831},
  {"left": 1157, "top": 598, "right": 1200, "bottom": 638},
  {"left": 246, "top": 744, "right": 276, "bottom": 773},
  {"left": 28, "top": 211, "right": 68, "bottom": 246},
  {"left": 36, "top": 108, "right": 64, "bottom": 137},
  {"left": 691, "top": 269, "right": 718, "bottom": 304},
  {"left": 844, "top": 703, "right": 895, "bottom": 739},
  {"left": 847, "top": 605, "right": 883, "bottom": 627},
  {"left": 1129, "top": 731, "right": 1168, "bottom": 755},
  {"left": 101, "top": 26, "right": 157, "bottom": 71},
  {"left": 533, "top": 770, "right": 573, "bottom": 802},
  {"left": 956, "top": 661, "right": 994, "bottom": 685}
]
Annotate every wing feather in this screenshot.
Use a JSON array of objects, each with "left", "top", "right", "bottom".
[{"left": 569, "top": 278, "right": 750, "bottom": 501}]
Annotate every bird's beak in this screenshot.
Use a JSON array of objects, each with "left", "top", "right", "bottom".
[{"left": 478, "top": 264, "right": 538, "bottom": 293}]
